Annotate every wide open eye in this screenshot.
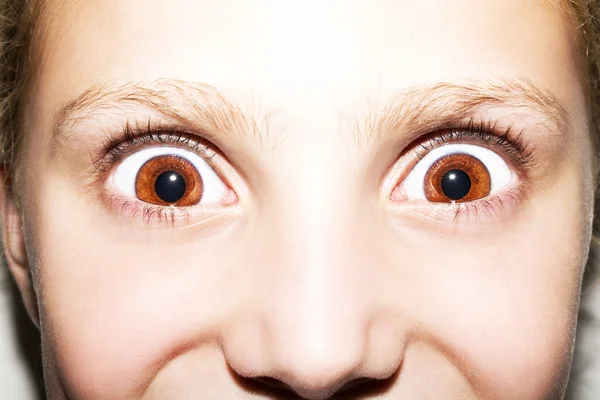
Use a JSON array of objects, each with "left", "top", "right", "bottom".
[
  {"left": 112, "top": 147, "right": 227, "bottom": 206},
  {"left": 398, "top": 144, "right": 513, "bottom": 203}
]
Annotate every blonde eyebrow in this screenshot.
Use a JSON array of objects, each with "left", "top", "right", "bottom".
[
  {"left": 354, "top": 78, "right": 570, "bottom": 145},
  {"left": 52, "top": 77, "right": 569, "bottom": 155},
  {"left": 52, "top": 79, "right": 265, "bottom": 148}
]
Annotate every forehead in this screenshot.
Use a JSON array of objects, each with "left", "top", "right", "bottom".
[{"left": 31, "top": 0, "right": 583, "bottom": 130}]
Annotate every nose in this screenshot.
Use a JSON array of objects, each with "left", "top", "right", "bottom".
[{"left": 222, "top": 204, "right": 405, "bottom": 399}]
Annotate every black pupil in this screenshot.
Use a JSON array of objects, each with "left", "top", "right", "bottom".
[
  {"left": 441, "top": 169, "right": 471, "bottom": 200},
  {"left": 155, "top": 171, "right": 187, "bottom": 203}
]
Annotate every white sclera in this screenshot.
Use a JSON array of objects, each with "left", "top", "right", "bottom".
[
  {"left": 112, "top": 146, "right": 227, "bottom": 204},
  {"left": 401, "top": 144, "right": 513, "bottom": 200}
]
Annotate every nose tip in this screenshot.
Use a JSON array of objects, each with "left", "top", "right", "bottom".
[
  {"left": 221, "top": 203, "right": 404, "bottom": 398},
  {"left": 241, "top": 346, "right": 399, "bottom": 400},
  {"left": 225, "top": 317, "right": 402, "bottom": 399},
  {"left": 263, "top": 344, "right": 366, "bottom": 399}
]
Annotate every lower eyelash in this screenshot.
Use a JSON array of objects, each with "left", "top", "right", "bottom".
[
  {"left": 390, "top": 118, "right": 535, "bottom": 223},
  {"left": 92, "top": 120, "right": 227, "bottom": 226},
  {"left": 454, "top": 188, "right": 524, "bottom": 222},
  {"left": 418, "top": 186, "right": 528, "bottom": 224},
  {"left": 106, "top": 192, "right": 193, "bottom": 227}
]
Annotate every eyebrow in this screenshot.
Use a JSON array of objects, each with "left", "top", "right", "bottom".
[
  {"left": 52, "top": 78, "right": 569, "bottom": 151},
  {"left": 354, "top": 78, "right": 569, "bottom": 145},
  {"left": 52, "top": 79, "right": 265, "bottom": 152}
]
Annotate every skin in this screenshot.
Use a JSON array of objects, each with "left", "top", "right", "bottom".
[{"left": 0, "top": 0, "right": 596, "bottom": 398}]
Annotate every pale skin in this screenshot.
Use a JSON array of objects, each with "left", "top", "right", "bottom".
[{"left": 0, "top": 0, "right": 595, "bottom": 398}]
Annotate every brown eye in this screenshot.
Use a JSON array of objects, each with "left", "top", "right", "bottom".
[
  {"left": 135, "top": 155, "right": 203, "bottom": 206},
  {"left": 113, "top": 147, "right": 228, "bottom": 208},
  {"left": 423, "top": 153, "right": 491, "bottom": 202},
  {"left": 396, "top": 143, "right": 513, "bottom": 205}
]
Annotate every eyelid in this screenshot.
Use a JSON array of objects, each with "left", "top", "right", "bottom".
[
  {"left": 384, "top": 121, "right": 536, "bottom": 222},
  {"left": 111, "top": 146, "right": 227, "bottom": 204},
  {"left": 388, "top": 121, "right": 535, "bottom": 194},
  {"left": 88, "top": 120, "right": 248, "bottom": 200},
  {"left": 400, "top": 143, "right": 514, "bottom": 200},
  {"left": 94, "top": 122, "right": 219, "bottom": 175},
  {"left": 415, "top": 125, "right": 533, "bottom": 169},
  {"left": 89, "top": 121, "right": 245, "bottom": 227}
]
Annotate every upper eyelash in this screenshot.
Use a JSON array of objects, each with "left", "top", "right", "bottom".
[
  {"left": 92, "top": 120, "right": 218, "bottom": 175},
  {"left": 393, "top": 118, "right": 535, "bottom": 222},
  {"left": 413, "top": 118, "right": 535, "bottom": 172},
  {"left": 90, "top": 120, "right": 223, "bottom": 226}
]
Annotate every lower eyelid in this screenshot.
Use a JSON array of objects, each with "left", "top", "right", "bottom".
[
  {"left": 105, "top": 192, "right": 189, "bottom": 223},
  {"left": 388, "top": 185, "right": 528, "bottom": 225},
  {"left": 450, "top": 188, "right": 525, "bottom": 221},
  {"left": 104, "top": 137, "right": 239, "bottom": 204},
  {"left": 100, "top": 191, "right": 232, "bottom": 229}
]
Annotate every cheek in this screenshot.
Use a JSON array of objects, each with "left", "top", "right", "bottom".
[
  {"left": 21, "top": 142, "right": 592, "bottom": 399},
  {"left": 387, "top": 165, "right": 588, "bottom": 398},
  {"left": 26, "top": 175, "right": 246, "bottom": 398},
  {"left": 423, "top": 235, "right": 580, "bottom": 397}
]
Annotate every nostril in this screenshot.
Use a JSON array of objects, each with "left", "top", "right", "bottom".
[
  {"left": 232, "top": 374, "right": 303, "bottom": 398},
  {"left": 337, "top": 377, "right": 372, "bottom": 392},
  {"left": 248, "top": 376, "right": 389, "bottom": 399},
  {"left": 253, "top": 376, "right": 293, "bottom": 390},
  {"left": 334, "top": 376, "right": 397, "bottom": 398},
  {"left": 249, "top": 376, "right": 301, "bottom": 398}
]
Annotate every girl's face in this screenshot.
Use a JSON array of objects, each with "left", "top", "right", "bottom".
[{"left": 2, "top": 0, "right": 595, "bottom": 399}]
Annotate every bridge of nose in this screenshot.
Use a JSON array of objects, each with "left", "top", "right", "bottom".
[{"left": 218, "top": 163, "right": 411, "bottom": 398}]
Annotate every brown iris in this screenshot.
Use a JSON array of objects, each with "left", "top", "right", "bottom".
[
  {"left": 424, "top": 153, "right": 491, "bottom": 202},
  {"left": 135, "top": 155, "right": 203, "bottom": 206}
]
